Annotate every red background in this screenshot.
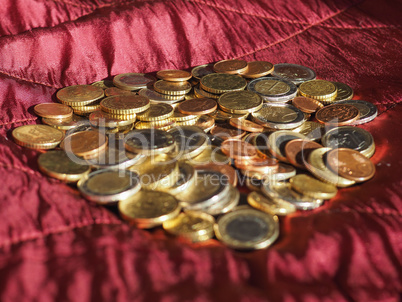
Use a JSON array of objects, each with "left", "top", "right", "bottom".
[{"left": 0, "top": 0, "right": 401, "bottom": 300}]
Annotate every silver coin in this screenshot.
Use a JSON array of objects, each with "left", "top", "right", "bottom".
[
  {"left": 196, "top": 184, "right": 240, "bottom": 216},
  {"left": 272, "top": 63, "right": 316, "bottom": 85},
  {"left": 78, "top": 169, "right": 141, "bottom": 204},
  {"left": 87, "top": 137, "right": 145, "bottom": 169},
  {"left": 267, "top": 130, "right": 307, "bottom": 162},
  {"left": 335, "top": 100, "right": 377, "bottom": 125},
  {"left": 124, "top": 129, "right": 176, "bottom": 155},
  {"left": 214, "top": 206, "right": 279, "bottom": 250},
  {"left": 247, "top": 77, "right": 298, "bottom": 102},
  {"left": 252, "top": 103, "right": 306, "bottom": 129},
  {"left": 261, "top": 181, "right": 323, "bottom": 210},
  {"left": 167, "top": 126, "right": 208, "bottom": 159},
  {"left": 332, "top": 82, "right": 354, "bottom": 101},
  {"left": 322, "top": 126, "right": 374, "bottom": 154},
  {"left": 138, "top": 88, "right": 184, "bottom": 103},
  {"left": 159, "top": 162, "right": 197, "bottom": 195}
]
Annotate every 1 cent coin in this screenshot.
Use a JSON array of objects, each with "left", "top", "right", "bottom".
[
  {"left": 221, "top": 139, "right": 258, "bottom": 160},
  {"left": 291, "top": 96, "right": 323, "bottom": 113},
  {"left": 229, "top": 118, "right": 264, "bottom": 133},
  {"left": 326, "top": 148, "right": 375, "bottom": 182},
  {"left": 285, "top": 139, "right": 323, "bottom": 169},
  {"left": 34, "top": 103, "right": 73, "bottom": 119},
  {"left": 60, "top": 130, "right": 108, "bottom": 158},
  {"left": 240, "top": 61, "right": 274, "bottom": 78},
  {"left": 316, "top": 104, "right": 360, "bottom": 125},
  {"left": 210, "top": 123, "right": 246, "bottom": 140},
  {"left": 178, "top": 98, "right": 217, "bottom": 115}
]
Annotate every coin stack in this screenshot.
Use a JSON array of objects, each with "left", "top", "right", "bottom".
[{"left": 11, "top": 59, "right": 378, "bottom": 250}]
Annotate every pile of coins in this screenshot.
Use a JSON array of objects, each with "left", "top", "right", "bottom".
[{"left": 12, "top": 59, "right": 378, "bottom": 250}]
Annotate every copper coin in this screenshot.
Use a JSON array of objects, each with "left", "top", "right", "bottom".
[
  {"left": 105, "top": 87, "right": 137, "bottom": 97},
  {"left": 56, "top": 85, "right": 104, "bottom": 105},
  {"left": 240, "top": 61, "right": 274, "bottom": 78},
  {"left": 195, "top": 115, "right": 215, "bottom": 130},
  {"left": 316, "top": 104, "right": 360, "bottom": 125},
  {"left": 285, "top": 139, "right": 323, "bottom": 169},
  {"left": 221, "top": 139, "right": 258, "bottom": 160},
  {"left": 178, "top": 98, "right": 217, "bottom": 115},
  {"left": 60, "top": 130, "right": 108, "bottom": 158},
  {"left": 292, "top": 96, "right": 323, "bottom": 113},
  {"left": 34, "top": 103, "right": 73, "bottom": 119},
  {"left": 193, "top": 163, "right": 238, "bottom": 186},
  {"left": 234, "top": 156, "right": 278, "bottom": 174},
  {"left": 210, "top": 123, "right": 245, "bottom": 140},
  {"left": 229, "top": 118, "right": 264, "bottom": 133},
  {"left": 326, "top": 148, "right": 375, "bottom": 182},
  {"left": 213, "top": 59, "right": 248, "bottom": 74},
  {"left": 156, "top": 70, "right": 192, "bottom": 82}
]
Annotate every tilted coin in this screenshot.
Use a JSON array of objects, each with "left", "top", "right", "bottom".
[
  {"left": 56, "top": 85, "right": 104, "bottom": 106},
  {"left": 157, "top": 70, "right": 192, "bottom": 82},
  {"left": 89, "top": 110, "right": 135, "bottom": 128},
  {"left": 247, "top": 77, "right": 297, "bottom": 102},
  {"left": 60, "top": 130, "right": 108, "bottom": 158},
  {"left": 299, "top": 80, "right": 337, "bottom": 102},
  {"left": 291, "top": 96, "right": 323, "bottom": 113},
  {"left": 240, "top": 61, "right": 274, "bottom": 78},
  {"left": 332, "top": 82, "right": 354, "bottom": 101},
  {"left": 252, "top": 103, "right": 306, "bottom": 130},
  {"left": 194, "top": 85, "right": 220, "bottom": 99},
  {"left": 105, "top": 87, "right": 137, "bottom": 97},
  {"left": 213, "top": 59, "right": 248, "bottom": 74},
  {"left": 100, "top": 95, "right": 150, "bottom": 114},
  {"left": 290, "top": 174, "right": 338, "bottom": 199},
  {"left": 305, "top": 148, "right": 355, "bottom": 187},
  {"left": 204, "top": 184, "right": 240, "bottom": 216},
  {"left": 285, "top": 139, "right": 323, "bottom": 169},
  {"left": 218, "top": 91, "right": 263, "bottom": 114},
  {"left": 12, "top": 124, "right": 64, "bottom": 149},
  {"left": 78, "top": 169, "right": 141, "bottom": 204},
  {"left": 191, "top": 64, "right": 215, "bottom": 80},
  {"left": 234, "top": 156, "right": 278, "bottom": 174},
  {"left": 159, "top": 162, "right": 197, "bottom": 195},
  {"left": 247, "top": 191, "right": 296, "bottom": 216},
  {"left": 195, "top": 115, "right": 215, "bottom": 132},
  {"left": 167, "top": 125, "right": 208, "bottom": 159},
  {"left": 321, "top": 126, "right": 374, "bottom": 157},
  {"left": 124, "top": 128, "right": 176, "bottom": 155},
  {"left": 267, "top": 130, "right": 307, "bottom": 162},
  {"left": 221, "top": 139, "right": 258, "bottom": 160},
  {"left": 335, "top": 100, "right": 377, "bottom": 125},
  {"left": 229, "top": 118, "right": 264, "bottom": 133},
  {"left": 326, "top": 148, "right": 375, "bottom": 182},
  {"left": 163, "top": 211, "right": 215, "bottom": 242},
  {"left": 113, "top": 73, "right": 156, "bottom": 91},
  {"left": 214, "top": 206, "right": 279, "bottom": 250},
  {"left": 42, "top": 114, "right": 86, "bottom": 131},
  {"left": 38, "top": 150, "right": 91, "bottom": 182},
  {"left": 34, "top": 103, "right": 73, "bottom": 119},
  {"left": 119, "top": 190, "right": 181, "bottom": 228},
  {"left": 200, "top": 73, "right": 247, "bottom": 94},
  {"left": 154, "top": 80, "right": 192, "bottom": 95},
  {"left": 272, "top": 63, "right": 316, "bottom": 85},
  {"left": 136, "top": 103, "right": 174, "bottom": 122},
  {"left": 210, "top": 123, "right": 246, "bottom": 140},
  {"left": 171, "top": 107, "right": 198, "bottom": 122},
  {"left": 139, "top": 88, "right": 185, "bottom": 103},
  {"left": 261, "top": 181, "right": 323, "bottom": 210},
  {"left": 178, "top": 98, "right": 217, "bottom": 115},
  {"left": 316, "top": 104, "right": 360, "bottom": 125}
]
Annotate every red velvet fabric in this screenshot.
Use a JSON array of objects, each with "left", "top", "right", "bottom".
[{"left": 0, "top": 0, "right": 401, "bottom": 300}]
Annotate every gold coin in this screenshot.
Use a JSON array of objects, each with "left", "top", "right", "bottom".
[
  {"left": 91, "top": 79, "right": 114, "bottom": 90},
  {"left": 113, "top": 73, "right": 156, "bottom": 91},
  {"left": 305, "top": 148, "right": 355, "bottom": 187},
  {"left": 105, "top": 87, "right": 137, "bottom": 97},
  {"left": 189, "top": 146, "right": 230, "bottom": 165},
  {"left": 213, "top": 59, "right": 248, "bottom": 74},
  {"left": 119, "top": 190, "right": 181, "bottom": 228},
  {"left": 171, "top": 108, "right": 198, "bottom": 121},
  {"left": 60, "top": 130, "right": 108, "bottom": 158},
  {"left": 71, "top": 104, "right": 101, "bottom": 113},
  {"left": 332, "top": 82, "right": 354, "bottom": 101},
  {"left": 129, "top": 154, "right": 179, "bottom": 189},
  {"left": 134, "top": 120, "right": 176, "bottom": 131},
  {"left": 218, "top": 91, "right": 263, "bottom": 114},
  {"left": 200, "top": 73, "right": 247, "bottom": 94},
  {"left": 136, "top": 103, "right": 174, "bottom": 121},
  {"left": 290, "top": 174, "right": 338, "bottom": 199},
  {"left": 56, "top": 85, "right": 104, "bottom": 106},
  {"left": 42, "top": 114, "right": 86, "bottom": 131},
  {"left": 101, "top": 112, "right": 137, "bottom": 121},
  {"left": 159, "top": 162, "right": 197, "bottom": 195},
  {"left": 194, "top": 85, "right": 220, "bottom": 99},
  {"left": 100, "top": 95, "right": 150, "bottom": 114},
  {"left": 247, "top": 191, "right": 296, "bottom": 216},
  {"left": 156, "top": 70, "right": 192, "bottom": 82},
  {"left": 292, "top": 121, "right": 324, "bottom": 140},
  {"left": 139, "top": 88, "right": 185, "bottom": 103},
  {"left": 253, "top": 79, "right": 290, "bottom": 95},
  {"left": 214, "top": 206, "right": 279, "bottom": 250},
  {"left": 89, "top": 110, "right": 135, "bottom": 127},
  {"left": 12, "top": 124, "right": 64, "bottom": 149},
  {"left": 299, "top": 80, "right": 337, "bottom": 101},
  {"left": 163, "top": 211, "right": 215, "bottom": 242},
  {"left": 38, "top": 150, "right": 90, "bottom": 182},
  {"left": 175, "top": 119, "right": 198, "bottom": 127},
  {"left": 154, "top": 80, "right": 192, "bottom": 95},
  {"left": 208, "top": 110, "right": 248, "bottom": 122},
  {"left": 34, "top": 103, "right": 73, "bottom": 119}
]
